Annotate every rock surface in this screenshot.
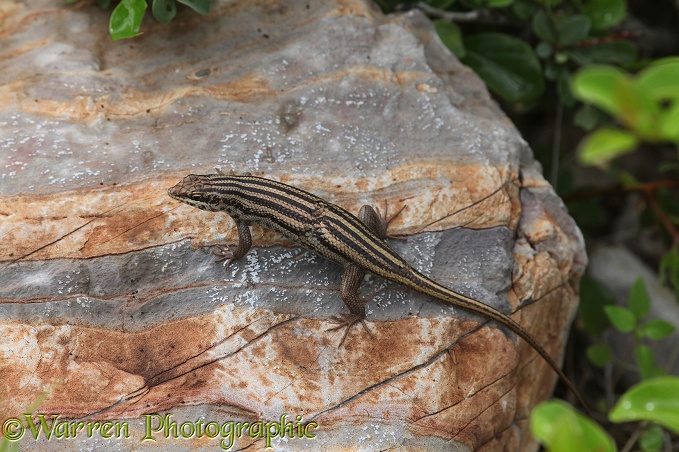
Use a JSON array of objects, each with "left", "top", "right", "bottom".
[{"left": 0, "top": 0, "right": 586, "bottom": 450}]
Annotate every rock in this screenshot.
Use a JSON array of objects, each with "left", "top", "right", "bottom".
[{"left": 0, "top": 0, "right": 586, "bottom": 450}]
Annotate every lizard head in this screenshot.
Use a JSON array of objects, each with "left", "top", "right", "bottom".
[{"left": 168, "top": 174, "right": 225, "bottom": 212}]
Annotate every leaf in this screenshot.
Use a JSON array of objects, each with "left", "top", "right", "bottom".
[
  {"left": 532, "top": 10, "right": 557, "bottom": 43},
  {"left": 628, "top": 277, "right": 650, "bottom": 320},
  {"left": 512, "top": 0, "right": 535, "bottom": 20},
  {"left": 462, "top": 32, "right": 544, "bottom": 103},
  {"left": 110, "top": 0, "right": 147, "bottom": 40},
  {"left": 639, "top": 425, "right": 664, "bottom": 452},
  {"left": 586, "top": 344, "right": 611, "bottom": 367},
  {"left": 659, "top": 247, "right": 679, "bottom": 292},
  {"left": 152, "top": 0, "right": 176, "bottom": 23},
  {"left": 578, "top": 127, "right": 638, "bottom": 166},
  {"left": 642, "top": 319, "right": 676, "bottom": 340},
  {"left": 530, "top": 400, "right": 615, "bottom": 452},
  {"left": 609, "top": 376, "right": 679, "bottom": 434},
  {"left": 574, "top": 104, "right": 604, "bottom": 131},
  {"left": 583, "top": 0, "right": 626, "bottom": 30},
  {"left": 555, "top": 15, "right": 591, "bottom": 46},
  {"left": 567, "top": 40, "right": 638, "bottom": 67},
  {"left": 177, "top": 0, "right": 211, "bottom": 14},
  {"left": 637, "top": 57, "right": 679, "bottom": 96},
  {"left": 636, "top": 344, "right": 660, "bottom": 380},
  {"left": 572, "top": 65, "right": 629, "bottom": 118},
  {"left": 603, "top": 305, "right": 636, "bottom": 333},
  {"left": 434, "top": 20, "right": 465, "bottom": 58}
]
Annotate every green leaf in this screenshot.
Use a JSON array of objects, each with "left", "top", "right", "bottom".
[
  {"left": 628, "top": 277, "right": 650, "bottom": 320},
  {"left": 572, "top": 65, "right": 629, "bottom": 118},
  {"left": 586, "top": 343, "right": 611, "bottom": 367},
  {"left": 578, "top": 127, "right": 638, "bottom": 166},
  {"left": 637, "top": 58, "right": 679, "bottom": 101},
  {"left": 659, "top": 247, "right": 679, "bottom": 292},
  {"left": 659, "top": 103, "right": 679, "bottom": 143},
  {"left": 583, "top": 0, "right": 626, "bottom": 30},
  {"left": 642, "top": 319, "right": 676, "bottom": 340},
  {"left": 98, "top": 0, "right": 113, "bottom": 8},
  {"left": 609, "top": 376, "right": 679, "bottom": 434},
  {"left": 555, "top": 15, "right": 591, "bottom": 46},
  {"left": 639, "top": 424, "right": 664, "bottom": 452},
  {"left": 535, "top": 41, "right": 553, "bottom": 58},
  {"left": 567, "top": 40, "right": 638, "bottom": 67},
  {"left": 604, "top": 305, "right": 636, "bottom": 333},
  {"left": 177, "top": 0, "right": 211, "bottom": 14},
  {"left": 110, "top": 0, "right": 147, "bottom": 40},
  {"left": 574, "top": 104, "right": 604, "bottom": 130},
  {"left": 531, "top": 400, "right": 615, "bottom": 452},
  {"left": 512, "top": 0, "right": 535, "bottom": 20},
  {"left": 462, "top": 32, "right": 544, "bottom": 103},
  {"left": 636, "top": 344, "right": 660, "bottom": 380},
  {"left": 532, "top": 10, "right": 557, "bottom": 43},
  {"left": 152, "top": 0, "right": 176, "bottom": 23},
  {"left": 434, "top": 20, "right": 465, "bottom": 58}
]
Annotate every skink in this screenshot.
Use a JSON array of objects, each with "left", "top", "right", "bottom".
[{"left": 168, "top": 173, "right": 588, "bottom": 411}]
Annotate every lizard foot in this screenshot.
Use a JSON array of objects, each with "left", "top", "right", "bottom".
[
  {"left": 327, "top": 313, "right": 374, "bottom": 347},
  {"left": 212, "top": 244, "right": 237, "bottom": 267}
]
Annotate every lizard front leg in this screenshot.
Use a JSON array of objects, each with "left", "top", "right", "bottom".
[{"left": 212, "top": 218, "right": 252, "bottom": 268}]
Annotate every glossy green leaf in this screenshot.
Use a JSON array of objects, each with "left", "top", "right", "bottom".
[
  {"left": 572, "top": 65, "right": 629, "bottom": 118},
  {"left": 152, "top": 0, "right": 176, "bottom": 23},
  {"left": 583, "top": 0, "right": 626, "bottom": 30},
  {"left": 110, "top": 0, "right": 147, "bottom": 40},
  {"left": 609, "top": 376, "right": 679, "bottom": 434},
  {"left": 532, "top": 10, "right": 557, "bottom": 43},
  {"left": 578, "top": 127, "right": 638, "bottom": 166},
  {"left": 177, "top": 0, "right": 211, "bottom": 14},
  {"left": 586, "top": 344, "right": 611, "bottom": 367},
  {"left": 568, "top": 40, "right": 637, "bottom": 67},
  {"left": 642, "top": 319, "right": 676, "bottom": 341},
  {"left": 512, "top": 0, "right": 535, "bottom": 20},
  {"left": 531, "top": 400, "right": 615, "bottom": 452},
  {"left": 434, "top": 20, "right": 465, "bottom": 58},
  {"left": 555, "top": 15, "right": 591, "bottom": 46},
  {"left": 604, "top": 305, "right": 636, "bottom": 333},
  {"left": 462, "top": 32, "right": 544, "bottom": 103},
  {"left": 629, "top": 277, "right": 650, "bottom": 320}
]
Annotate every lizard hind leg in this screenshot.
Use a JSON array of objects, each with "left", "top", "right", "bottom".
[
  {"left": 358, "top": 202, "right": 406, "bottom": 240},
  {"left": 327, "top": 263, "right": 375, "bottom": 346}
]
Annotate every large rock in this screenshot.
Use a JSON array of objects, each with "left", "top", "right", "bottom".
[{"left": 0, "top": 0, "right": 586, "bottom": 450}]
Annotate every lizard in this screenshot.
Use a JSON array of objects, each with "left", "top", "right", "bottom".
[{"left": 168, "top": 172, "right": 589, "bottom": 411}]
